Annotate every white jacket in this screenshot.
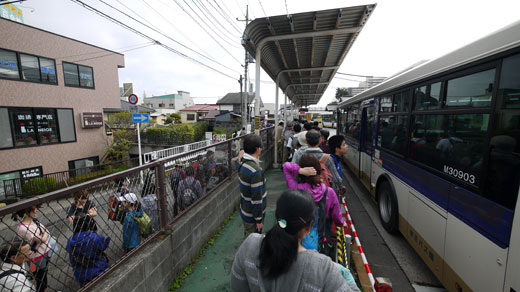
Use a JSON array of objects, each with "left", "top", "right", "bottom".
[{"left": 0, "top": 262, "right": 36, "bottom": 292}]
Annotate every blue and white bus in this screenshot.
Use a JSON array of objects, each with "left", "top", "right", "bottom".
[{"left": 338, "top": 20, "right": 520, "bottom": 292}]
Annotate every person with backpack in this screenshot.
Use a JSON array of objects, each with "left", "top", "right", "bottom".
[
  {"left": 14, "top": 205, "right": 58, "bottom": 292},
  {"left": 176, "top": 166, "right": 203, "bottom": 212},
  {"left": 231, "top": 189, "right": 359, "bottom": 292},
  {"left": 66, "top": 216, "right": 110, "bottom": 287},
  {"left": 0, "top": 239, "right": 36, "bottom": 292},
  {"left": 282, "top": 154, "right": 347, "bottom": 258},
  {"left": 66, "top": 190, "right": 97, "bottom": 231},
  {"left": 119, "top": 193, "right": 142, "bottom": 254},
  {"left": 319, "top": 129, "right": 331, "bottom": 154},
  {"left": 292, "top": 130, "right": 342, "bottom": 189},
  {"left": 236, "top": 134, "right": 267, "bottom": 237}
]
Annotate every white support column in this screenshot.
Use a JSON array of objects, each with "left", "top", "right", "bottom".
[
  {"left": 273, "top": 73, "right": 280, "bottom": 168},
  {"left": 255, "top": 48, "right": 261, "bottom": 134}
]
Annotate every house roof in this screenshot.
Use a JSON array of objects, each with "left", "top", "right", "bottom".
[
  {"left": 217, "top": 92, "right": 263, "bottom": 107},
  {"left": 180, "top": 104, "right": 219, "bottom": 112},
  {"left": 205, "top": 110, "right": 221, "bottom": 119},
  {"left": 216, "top": 111, "right": 242, "bottom": 118}
]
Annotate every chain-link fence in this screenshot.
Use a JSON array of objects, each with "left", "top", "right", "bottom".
[{"left": 0, "top": 127, "right": 274, "bottom": 292}]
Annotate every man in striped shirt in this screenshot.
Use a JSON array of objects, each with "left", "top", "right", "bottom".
[{"left": 237, "top": 134, "right": 267, "bottom": 237}]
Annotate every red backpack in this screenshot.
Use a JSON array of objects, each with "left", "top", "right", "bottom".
[{"left": 319, "top": 154, "right": 333, "bottom": 188}]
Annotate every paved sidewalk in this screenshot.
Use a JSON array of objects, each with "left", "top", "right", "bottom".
[{"left": 178, "top": 168, "right": 287, "bottom": 291}]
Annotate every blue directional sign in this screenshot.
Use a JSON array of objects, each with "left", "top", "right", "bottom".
[{"left": 132, "top": 113, "right": 149, "bottom": 123}]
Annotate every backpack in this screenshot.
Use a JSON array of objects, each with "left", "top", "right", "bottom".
[
  {"left": 319, "top": 154, "right": 334, "bottom": 188},
  {"left": 178, "top": 179, "right": 198, "bottom": 211},
  {"left": 0, "top": 269, "right": 23, "bottom": 280},
  {"left": 302, "top": 188, "right": 332, "bottom": 254},
  {"left": 132, "top": 212, "right": 153, "bottom": 238},
  {"left": 108, "top": 195, "right": 126, "bottom": 223}
]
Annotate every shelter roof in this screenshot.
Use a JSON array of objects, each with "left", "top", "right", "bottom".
[
  {"left": 180, "top": 104, "right": 219, "bottom": 112},
  {"left": 242, "top": 4, "right": 376, "bottom": 106}
]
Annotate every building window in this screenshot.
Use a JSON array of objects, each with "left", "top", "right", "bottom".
[
  {"left": 187, "top": 114, "right": 195, "bottom": 121},
  {"left": 1, "top": 107, "right": 76, "bottom": 149},
  {"left": 159, "top": 103, "right": 165, "bottom": 108},
  {"left": 63, "top": 62, "right": 94, "bottom": 88},
  {"left": 39, "top": 57, "right": 57, "bottom": 83},
  {"left": 0, "top": 49, "right": 20, "bottom": 80},
  {"left": 20, "top": 54, "right": 41, "bottom": 82},
  {"left": 169, "top": 103, "right": 174, "bottom": 107}
]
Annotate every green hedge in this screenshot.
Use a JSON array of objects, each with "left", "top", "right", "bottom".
[{"left": 142, "top": 124, "right": 196, "bottom": 144}]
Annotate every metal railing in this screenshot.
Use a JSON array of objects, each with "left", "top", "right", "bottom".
[
  {"left": 143, "top": 140, "right": 212, "bottom": 164},
  {"left": 0, "top": 127, "right": 274, "bottom": 292},
  {"left": 1, "top": 159, "right": 140, "bottom": 201}
]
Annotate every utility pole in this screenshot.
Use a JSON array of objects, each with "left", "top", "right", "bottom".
[
  {"left": 239, "top": 74, "right": 243, "bottom": 126},
  {"left": 238, "top": 5, "right": 250, "bottom": 131}
]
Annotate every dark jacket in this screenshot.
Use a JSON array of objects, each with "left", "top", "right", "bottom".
[{"left": 66, "top": 231, "right": 110, "bottom": 285}]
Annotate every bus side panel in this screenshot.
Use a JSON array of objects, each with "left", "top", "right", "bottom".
[
  {"left": 407, "top": 190, "right": 447, "bottom": 281},
  {"left": 504, "top": 190, "right": 520, "bottom": 292},
  {"left": 360, "top": 151, "right": 372, "bottom": 192},
  {"left": 443, "top": 213, "right": 508, "bottom": 292}
]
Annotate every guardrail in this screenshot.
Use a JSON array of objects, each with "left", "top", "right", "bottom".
[
  {"left": 0, "top": 127, "right": 274, "bottom": 292},
  {"left": 143, "top": 140, "right": 212, "bottom": 164}
]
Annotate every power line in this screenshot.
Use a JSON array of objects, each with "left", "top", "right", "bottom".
[
  {"left": 193, "top": 0, "right": 240, "bottom": 40},
  {"left": 96, "top": 0, "right": 240, "bottom": 73},
  {"left": 336, "top": 72, "right": 375, "bottom": 78},
  {"left": 55, "top": 42, "right": 153, "bottom": 59},
  {"left": 140, "top": 0, "right": 220, "bottom": 63},
  {"left": 70, "top": 0, "right": 237, "bottom": 80},
  {"left": 55, "top": 42, "right": 155, "bottom": 66},
  {"left": 214, "top": 0, "right": 244, "bottom": 32},
  {"left": 284, "top": 0, "right": 289, "bottom": 14},
  {"left": 334, "top": 76, "right": 363, "bottom": 82},
  {"left": 180, "top": 0, "right": 240, "bottom": 48},
  {"left": 257, "top": 0, "right": 267, "bottom": 17},
  {"left": 172, "top": 0, "right": 243, "bottom": 64},
  {"left": 114, "top": 0, "right": 164, "bottom": 33},
  {"left": 208, "top": 0, "right": 242, "bottom": 34}
]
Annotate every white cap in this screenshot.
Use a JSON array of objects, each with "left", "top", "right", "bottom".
[{"left": 118, "top": 193, "right": 138, "bottom": 204}]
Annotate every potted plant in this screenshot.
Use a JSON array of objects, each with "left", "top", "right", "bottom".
[
  {"left": 40, "top": 135, "right": 48, "bottom": 143},
  {"left": 49, "top": 135, "right": 56, "bottom": 142},
  {"left": 24, "top": 136, "right": 34, "bottom": 144}
]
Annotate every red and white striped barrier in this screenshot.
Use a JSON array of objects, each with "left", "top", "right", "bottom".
[{"left": 341, "top": 196, "right": 376, "bottom": 292}]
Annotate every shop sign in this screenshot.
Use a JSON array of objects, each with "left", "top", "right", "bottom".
[
  {"left": 81, "top": 112, "right": 103, "bottom": 128},
  {"left": 21, "top": 167, "right": 41, "bottom": 180}
]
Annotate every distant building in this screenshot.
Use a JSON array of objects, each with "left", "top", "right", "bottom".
[
  {"left": 0, "top": 17, "right": 124, "bottom": 197},
  {"left": 215, "top": 111, "right": 241, "bottom": 122},
  {"left": 217, "top": 92, "right": 261, "bottom": 115},
  {"left": 346, "top": 77, "right": 386, "bottom": 97},
  {"left": 143, "top": 91, "right": 194, "bottom": 114},
  {"left": 179, "top": 104, "right": 219, "bottom": 123},
  {"left": 150, "top": 113, "right": 167, "bottom": 125}
]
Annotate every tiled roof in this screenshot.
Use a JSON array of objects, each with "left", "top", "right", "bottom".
[{"left": 217, "top": 92, "right": 262, "bottom": 106}]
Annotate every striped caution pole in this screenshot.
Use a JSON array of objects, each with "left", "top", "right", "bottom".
[
  {"left": 341, "top": 196, "right": 376, "bottom": 292},
  {"left": 336, "top": 225, "right": 347, "bottom": 267}
]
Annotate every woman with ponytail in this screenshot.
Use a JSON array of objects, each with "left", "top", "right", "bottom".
[{"left": 231, "top": 189, "right": 359, "bottom": 292}]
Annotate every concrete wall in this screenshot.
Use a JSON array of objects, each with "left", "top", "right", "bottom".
[{"left": 90, "top": 145, "right": 274, "bottom": 292}]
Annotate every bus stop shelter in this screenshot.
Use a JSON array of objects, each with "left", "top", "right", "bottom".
[{"left": 241, "top": 4, "right": 376, "bottom": 165}]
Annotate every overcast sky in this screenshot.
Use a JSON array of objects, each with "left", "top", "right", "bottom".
[{"left": 18, "top": 0, "right": 520, "bottom": 106}]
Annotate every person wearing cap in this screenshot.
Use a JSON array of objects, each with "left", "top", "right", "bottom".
[{"left": 119, "top": 193, "right": 143, "bottom": 253}]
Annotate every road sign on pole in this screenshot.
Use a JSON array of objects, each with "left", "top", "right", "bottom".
[
  {"left": 128, "top": 94, "right": 138, "bottom": 105},
  {"left": 129, "top": 105, "right": 138, "bottom": 113},
  {"left": 132, "top": 113, "right": 149, "bottom": 123}
]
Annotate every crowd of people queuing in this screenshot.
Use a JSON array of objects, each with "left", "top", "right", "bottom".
[
  {"left": 233, "top": 121, "right": 360, "bottom": 291},
  {"left": 0, "top": 148, "right": 230, "bottom": 291}
]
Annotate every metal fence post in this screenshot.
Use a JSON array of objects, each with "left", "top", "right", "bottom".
[
  {"left": 156, "top": 162, "right": 169, "bottom": 230},
  {"left": 228, "top": 140, "right": 232, "bottom": 181}
]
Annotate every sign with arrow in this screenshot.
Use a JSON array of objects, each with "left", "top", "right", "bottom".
[{"left": 132, "top": 113, "right": 149, "bottom": 123}]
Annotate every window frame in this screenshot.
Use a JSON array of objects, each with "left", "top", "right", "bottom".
[
  {"left": 0, "top": 106, "right": 77, "bottom": 150},
  {"left": 0, "top": 48, "right": 58, "bottom": 85},
  {"left": 62, "top": 61, "right": 95, "bottom": 89}
]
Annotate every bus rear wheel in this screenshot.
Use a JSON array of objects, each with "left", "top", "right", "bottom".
[{"left": 378, "top": 181, "right": 398, "bottom": 233}]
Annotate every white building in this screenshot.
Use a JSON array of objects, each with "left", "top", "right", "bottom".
[{"left": 143, "top": 91, "right": 194, "bottom": 115}]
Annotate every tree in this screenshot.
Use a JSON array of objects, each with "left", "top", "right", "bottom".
[
  {"left": 335, "top": 87, "right": 351, "bottom": 102},
  {"left": 108, "top": 112, "right": 133, "bottom": 128},
  {"left": 165, "top": 113, "right": 181, "bottom": 124}
]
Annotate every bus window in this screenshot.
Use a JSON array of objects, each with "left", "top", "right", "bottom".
[
  {"left": 393, "top": 90, "right": 410, "bottom": 112},
  {"left": 414, "top": 82, "right": 442, "bottom": 110},
  {"left": 365, "top": 106, "right": 375, "bottom": 147},
  {"left": 380, "top": 96, "right": 392, "bottom": 112},
  {"left": 484, "top": 53, "right": 520, "bottom": 210},
  {"left": 378, "top": 115, "right": 408, "bottom": 155},
  {"left": 410, "top": 113, "right": 489, "bottom": 188},
  {"left": 446, "top": 69, "right": 495, "bottom": 107}
]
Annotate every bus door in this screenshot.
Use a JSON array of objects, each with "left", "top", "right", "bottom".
[{"left": 359, "top": 100, "right": 375, "bottom": 191}]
